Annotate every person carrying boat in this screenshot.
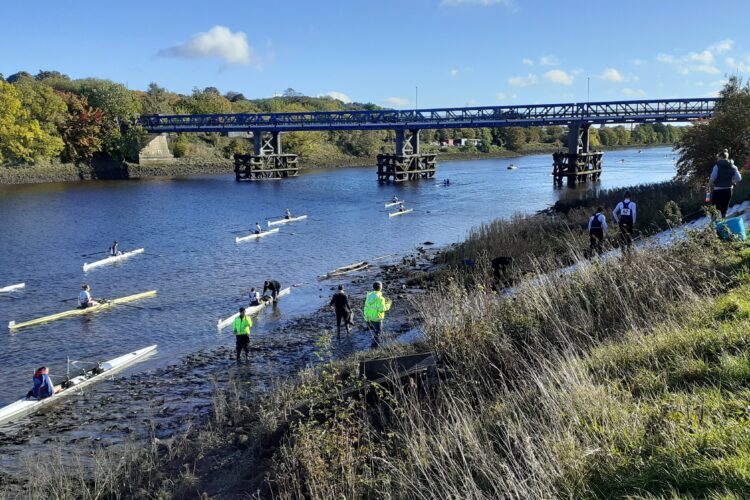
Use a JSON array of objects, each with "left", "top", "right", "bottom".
[
  {"left": 330, "top": 285, "right": 353, "bottom": 337},
  {"left": 263, "top": 280, "right": 282, "bottom": 303},
  {"left": 110, "top": 241, "right": 121, "bottom": 256},
  {"left": 285, "top": 209, "right": 292, "bottom": 220},
  {"left": 612, "top": 192, "right": 637, "bottom": 249},
  {"left": 26, "top": 366, "right": 62, "bottom": 399},
  {"left": 709, "top": 149, "right": 742, "bottom": 218},
  {"left": 79, "top": 284, "right": 99, "bottom": 308},
  {"left": 248, "top": 287, "right": 261, "bottom": 307},
  {"left": 254, "top": 222, "right": 263, "bottom": 235},
  {"left": 588, "top": 207, "right": 608, "bottom": 256},
  {"left": 364, "top": 281, "right": 392, "bottom": 348},
  {"left": 232, "top": 307, "right": 252, "bottom": 362}
]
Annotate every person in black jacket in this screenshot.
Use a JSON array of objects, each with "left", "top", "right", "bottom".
[
  {"left": 330, "top": 285, "right": 353, "bottom": 337},
  {"left": 263, "top": 280, "right": 282, "bottom": 303}
]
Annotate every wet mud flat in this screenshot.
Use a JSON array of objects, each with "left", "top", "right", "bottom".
[{"left": 0, "top": 244, "right": 439, "bottom": 495}]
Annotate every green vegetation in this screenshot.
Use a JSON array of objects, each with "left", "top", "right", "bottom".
[{"left": 0, "top": 70, "right": 685, "bottom": 173}]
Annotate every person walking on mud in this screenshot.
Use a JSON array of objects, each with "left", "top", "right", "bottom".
[
  {"left": 588, "top": 207, "right": 608, "bottom": 256},
  {"left": 232, "top": 307, "right": 252, "bottom": 363},
  {"left": 612, "top": 192, "right": 636, "bottom": 249},
  {"left": 363, "top": 281, "right": 392, "bottom": 348},
  {"left": 709, "top": 149, "right": 741, "bottom": 218},
  {"left": 330, "top": 285, "right": 353, "bottom": 338}
]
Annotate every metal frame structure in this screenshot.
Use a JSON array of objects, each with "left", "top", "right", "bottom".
[{"left": 137, "top": 98, "right": 716, "bottom": 133}]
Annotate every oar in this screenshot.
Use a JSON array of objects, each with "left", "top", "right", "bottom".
[
  {"left": 100, "top": 299, "right": 162, "bottom": 312},
  {"left": 141, "top": 252, "right": 163, "bottom": 257},
  {"left": 60, "top": 297, "right": 79, "bottom": 303},
  {"left": 81, "top": 250, "right": 107, "bottom": 258}
]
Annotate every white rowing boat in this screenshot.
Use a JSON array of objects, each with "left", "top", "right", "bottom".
[
  {"left": 320, "top": 261, "right": 369, "bottom": 279},
  {"left": 0, "top": 283, "right": 25, "bottom": 293},
  {"left": 389, "top": 208, "right": 414, "bottom": 217},
  {"left": 83, "top": 248, "right": 145, "bottom": 271},
  {"left": 0, "top": 344, "right": 157, "bottom": 427},
  {"left": 217, "top": 287, "right": 291, "bottom": 330},
  {"left": 268, "top": 215, "right": 308, "bottom": 227},
  {"left": 385, "top": 201, "right": 404, "bottom": 208},
  {"left": 8, "top": 290, "right": 157, "bottom": 331},
  {"left": 236, "top": 228, "right": 280, "bottom": 243}
]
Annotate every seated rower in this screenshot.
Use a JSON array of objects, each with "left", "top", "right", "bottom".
[
  {"left": 398, "top": 203, "right": 406, "bottom": 212},
  {"left": 26, "top": 366, "right": 62, "bottom": 399},
  {"left": 110, "top": 240, "right": 121, "bottom": 256},
  {"left": 263, "top": 279, "right": 282, "bottom": 303},
  {"left": 285, "top": 208, "right": 292, "bottom": 220},
  {"left": 79, "top": 284, "right": 99, "bottom": 308},
  {"left": 254, "top": 222, "right": 263, "bottom": 235},
  {"left": 392, "top": 195, "right": 399, "bottom": 203},
  {"left": 249, "top": 287, "right": 261, "bottom": 306}
]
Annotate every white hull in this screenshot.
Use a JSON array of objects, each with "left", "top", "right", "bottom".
[
  {"left": 0, "top": 283, "right": 25, "bottom": 293},
  {"left": 236, "top": 228, "right": 280, "bottom": 243},
  {"left": 389, "top": 208, "right": 414, "bottom": 217},
  {"left": 268, "top": 215, "right": 307, "bottom": 227},
  {"left": 0, "top": 345, "right": 157, "bottom": 426},
  {"left": 217, "top": 288, "right": 291, "bottom": 330},
  {"left": 83, "top": 248, "right": 145, "bottom": 271},
  {"left": 321, "top": 261, "right": 369, "bottom": 279},
  {"left": 385, "top": 201, "right": 404, "bottom": 208}
]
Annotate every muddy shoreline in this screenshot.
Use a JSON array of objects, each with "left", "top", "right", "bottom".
[{"left": 0, "top": 243, "right": 439, "bottom": 496}]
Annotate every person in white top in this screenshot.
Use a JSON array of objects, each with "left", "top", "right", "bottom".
[
  {"left": 254, "top": 222, "right": 262, "bottom": 235},
  {"left": 709, "top": 149, "right": 742, "bottom": 218},
  {"left": 248, "top": 287, "right": 261, "bottom": 307},
  {"left": 612, "top": 192, "right": 637, "bottom": 248},
  {"left": 79, "top": 284, "right": 99, "bottom": 308},
  {"left": 285, "top": 208, "right": 293, "bottom": 220},
  {"left": 588, "top": 207, "right": 608, "bottom": 255}
]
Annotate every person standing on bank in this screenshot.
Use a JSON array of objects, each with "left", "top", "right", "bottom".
[
  {"left": 709, "top": 149, "right": 741, "bottom": 218},
  {"left": 612, "top": 192, "right": 637, "bottom": 249},
  {"left": 588, "top": 207, "right": 608, "bottom": 256},
  {"left": 363, "top": 281, "right": 392, "bottom": 348},
  {"left": 232, "top": 307, "right": 252, "bottom": 363},
  {"left": 330, "top": 285, "right": 353, "bottom": 338}
]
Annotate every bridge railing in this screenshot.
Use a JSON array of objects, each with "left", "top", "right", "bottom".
[{"left": 137, "top": 98, "right": 716, "bottom": 133}]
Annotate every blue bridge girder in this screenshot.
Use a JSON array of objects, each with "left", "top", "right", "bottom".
[{"left": 137, "top": 98, "right": 716, "bottom": 134}]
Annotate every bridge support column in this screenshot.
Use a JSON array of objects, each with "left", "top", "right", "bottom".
[
  {"left": 138, "top": 133, "right": 174, "bottom": 165},
  {"left": 235, "top": 131, "right": 298, "bottom": 181},
  {"left": 552, "top": 124, "right": 602, "bottom": 186},
  {"left": 377, "top": 129, "right": 436, "bottom": 183}
]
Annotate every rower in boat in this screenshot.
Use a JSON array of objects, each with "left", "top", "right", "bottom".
[
  {"left": 263, "top": 280, "right": 282, "bottom": 303},
  {"left": 249, "top": 287, "right": 262, "bottom": 307},
  {"left": 79, "top": 284, "right": 100, "bottom": 308},
  {"left": 26, "top": 366, "right": 62, "bottom": 399},
  {"left": 110, "top": 241, "right": 121, "bottom": 256},
  {"left": 285, "top": 208, "right": 293, "bottom": 220},
  {"left": 392, "top": 195, "right": 400, "bottom": 203},
  {"left": 398, "top": 203, "right": 406, "bottom": 212},
  {"left": 254, "top": 222, "right": 263, "bottom": 235}
]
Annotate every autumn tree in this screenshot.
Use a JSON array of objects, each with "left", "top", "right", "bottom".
[{"left": 57, "top": 92, "right": 104, "bottom": 163}]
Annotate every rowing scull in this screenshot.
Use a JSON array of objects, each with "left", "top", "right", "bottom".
[
  {"left": 0, "top": 283, "right": 25, "bottom": 293},
  {"left": 83, "top": 248, "right": 145, "bottom": 271},
  {"left": 217, "top": 287, "right": 291, "bottom": 330},
  {"left": 235, "top": 228, "right": 280, "bottom": 243},
  {"left": 268, "top": 215, "right": 308, "bottom": 227}
]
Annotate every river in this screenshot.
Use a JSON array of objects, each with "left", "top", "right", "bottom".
[{"left": 0, "top": 147, "right": 677, "bottom": 407}]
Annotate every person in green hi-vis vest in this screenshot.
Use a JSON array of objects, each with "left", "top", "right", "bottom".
[{"left": 232, "top": 307, "right": 252, "bottom": 363}]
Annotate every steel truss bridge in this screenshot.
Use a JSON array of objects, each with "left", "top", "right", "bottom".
[{"left": 137, "top": 98, "right": 716, "bottom": 133}]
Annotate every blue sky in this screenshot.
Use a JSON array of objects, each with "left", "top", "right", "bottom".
[{"left": 2, "top": 0, "right": 749, "bottom": 108}]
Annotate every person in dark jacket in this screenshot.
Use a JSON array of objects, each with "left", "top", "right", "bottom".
[
  {"left": 330, "top": 285, "right": 353, "bottom": 337},
  {"left": 263, "top": 280, "right": 282, "bottom": 303},
  {"left": 588, "top": 207, "right": 608, "bottom": 256},
  {"left": 710, "top": 149, "right": 742, "bottom": 218},
  {"left": 27, "top": 367, "right": 62, "bottom": 399},
  {"left": 612, "top": 192, "right": 637, "bottom": 249}
]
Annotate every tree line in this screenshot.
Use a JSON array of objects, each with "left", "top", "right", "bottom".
[{"left": 0, "top": 70, "right": 687, "bottom": 167}]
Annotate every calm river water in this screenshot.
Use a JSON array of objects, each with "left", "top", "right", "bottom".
[{"left": 0, "top": 147, "right": 677, "bottom": 405}]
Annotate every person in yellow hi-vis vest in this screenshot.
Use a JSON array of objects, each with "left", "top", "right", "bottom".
[
  {"left": 232, "top": 307, "right": 252, "bottom": 362},
  {"left": 363, "top": 281, "right": 392, "bottom": 348}
]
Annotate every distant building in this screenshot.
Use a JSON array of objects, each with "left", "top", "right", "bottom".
[{"left": 458, "top": 138, "right": 482, "bottom": 147}]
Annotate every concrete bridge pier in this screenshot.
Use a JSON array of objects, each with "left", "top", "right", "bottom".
[
  {"left": 377, "top": 129, "right": 436, "bottom": 183},
  {"left": 234, "top": 131, "right": 299, "bottom": 181},
  {"left": 552, "top": 123, "right": 602, "bottom": 186},
  {"left": 138, "top": 133, "right": 174, "bottom": 165}
]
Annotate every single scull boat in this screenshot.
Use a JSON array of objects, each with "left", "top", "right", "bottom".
[
  {"left": 8, "top": 290, "right": 157, "bottom": 331},
  {"left": 217, "top": 287, "right": 291, "bottom": 330},
  {"left": 236, "top": 228, "right": 280, "bottom": 243},
  {"left": 320, "top": 261, "right": 369, "bottom": 279},
  {"left": 268, "top": 215, "right": 308, "bottom": 227},
  {"left": 385, "top": 201, "right": 405, "bottom": 208},
  {"left": 389, "top": 208, "right": 414, "bottom": 217},
  {"left": 0, "top": 344, "right": 157, "bottom": 426},
  {"left": 83, "top": 248, "right": 145, "bottom": 271},
  {"left": 0, "top": 283, "right": 25, "bottom": 293}
]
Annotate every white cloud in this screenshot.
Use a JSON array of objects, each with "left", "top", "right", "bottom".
[
  {"left": 600, "top": 68, "right": 624, "bottom": 82},
  {"left": 539, "top": 55, "right": 559, "bottom": 66},
  {"left": 449, "top": 68, "right": 460, "bottom": 76},
  {"left": 544, "top": 69, "right": 573, "bottom": 85},
  {"left": 632, "top": 59, "right": 644, "bottom": 66},
  {"left": 522, "top": 58, "right": 534, "bottom": 66},
  {"left": 709, "top": 39, "right": 734, "bottom": 54},
  {"left": 656, "top": 53, "right": 674, "bottom": 63},
  {"left": 158, "top": 26, "right": 252, "bottom": 65},
  {"left": 623, "top": 88, "right": 646, "bottom": 97},
  {"left": 383, "top": 97, "right": 410, "bottom": 107},
  {"left": 687, "top": 50, "right": 714, "bottom": 65},
  {"left": 319, "top": 91, "right": 351, "bottom": 103},
  {"left": 441, "top": 0, "right": 511, "bottom": 5},
  {"left": 508, "top": 73, "right": 537, "bottom": 87}
]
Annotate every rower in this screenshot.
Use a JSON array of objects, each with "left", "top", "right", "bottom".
[
  {"left": 26, "top": 366, "right": 62, "bottom": 399},
  {"left": 263, "top": 279, "right": 282, "bottom": 303},
  {"left": 285, "top": 208, "right": 292, "bottom": 220},
  {"left": 79, "top": 284, "right": 99, "bottom": 308},
  {"left": 398, "top": 203, "right": 406, "bottom": 212},
  {"left": 254, "top": 222, "right": 262, "bottom": 235},
  {"left": 248, "top": 287, "right": 261, "bottom": 307},
  {"left": 392, "top": 195, "right": 399, "bottom": 203},
  {"left": 110, "top": 241, "right": 120, "bottom": 256}
]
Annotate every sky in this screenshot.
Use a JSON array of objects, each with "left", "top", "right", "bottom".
[{"left": 2, "top": 0, "right": 749, "bottom": 109}]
